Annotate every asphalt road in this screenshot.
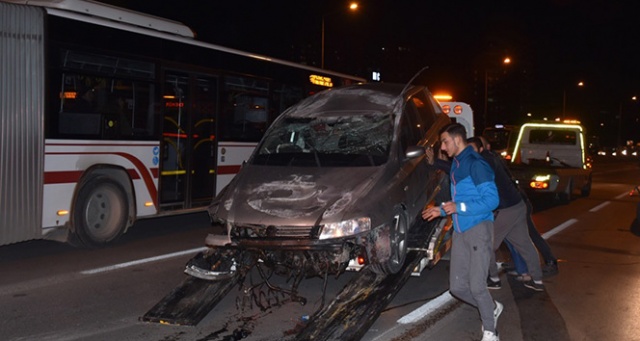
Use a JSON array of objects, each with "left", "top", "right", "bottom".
[{"left": 1, "top": 158, "right": 638, "bottom": 341}]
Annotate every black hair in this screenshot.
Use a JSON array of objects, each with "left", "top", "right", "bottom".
[
  {"left": 467, "top": 136, "right": 484, "bottom": 150},
  {"left": 439, "top": 123, "right": 467, "bottom": 140}
]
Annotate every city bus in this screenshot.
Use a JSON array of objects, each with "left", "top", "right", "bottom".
[{"left": 0, "top": 0, "right": 365, "bottom": 247}]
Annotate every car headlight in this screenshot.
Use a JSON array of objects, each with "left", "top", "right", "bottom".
[{"left": 319, "top": 217, "right": 371, "bottom": 240}]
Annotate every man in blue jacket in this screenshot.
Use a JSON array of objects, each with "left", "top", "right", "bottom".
[{"left": 423, "top": 123, "right": 501, "bottom": 341}]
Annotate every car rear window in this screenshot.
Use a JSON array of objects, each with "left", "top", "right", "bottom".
[{"left": 528, "top": 129, "right": 577, "bottom": 145}]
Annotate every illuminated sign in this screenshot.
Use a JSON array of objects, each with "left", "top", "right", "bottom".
[
  {"left": 61, "top": 92, "right": 77, "bottom": 99},
  {"left": 433, "top": 94, "right": 453, "bottom": 101},
  {"left": 309, "top": 75, "right": 333, "bottom": 87}
]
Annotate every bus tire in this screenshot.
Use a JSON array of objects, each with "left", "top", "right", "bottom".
[{"left": 71, "top": 176, "right": 128, "bottom": 247}]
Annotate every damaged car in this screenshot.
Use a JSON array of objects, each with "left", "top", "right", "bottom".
[{"left": 188, "top": 82, "right": 451, "bottom": 281}]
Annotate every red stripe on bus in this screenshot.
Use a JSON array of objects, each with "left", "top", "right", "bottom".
[
  {"left": 46, "top": 152, "right": 158, "bottom": 207},
  {"left": 44, "top": 169, "right": 140, "bottom": 183},
  {"left": 127, "top": 169, "right": 141, "bottom": 180},
  {"left": 47, "top": 142, "right": 157, "bottom": 147},
  {"left": 217, "top": 165, "right": 242, "bottom": 175},
  {"left": 44, "top": 170, "right": 84, "bottom": 184}
]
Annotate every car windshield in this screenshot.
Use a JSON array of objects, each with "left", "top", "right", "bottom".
[{"left": 252, "top": 111, "right": 393, "bottom": 167}]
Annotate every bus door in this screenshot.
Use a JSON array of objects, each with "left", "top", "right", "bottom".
[{"left": 160, "top": 71, "right": 218, "bottom": 209}]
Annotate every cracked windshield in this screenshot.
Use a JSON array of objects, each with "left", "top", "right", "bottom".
[{"left": 253, "top": 112, "right": 393, "bottom": 167}]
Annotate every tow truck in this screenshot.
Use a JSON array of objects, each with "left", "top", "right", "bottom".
[{"left": 508, "top": 121, "right": 593, "bottom": 203}]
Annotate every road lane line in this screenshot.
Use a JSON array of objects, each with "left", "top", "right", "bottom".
[
  {"left": 80, "top": 246, "right": 207, "bottom": 275},
  {"left": 541, "top": 218, "right": 577, "bottom": 240},
  {"left": 397, "top": 291, "right": 455, "bottom": 324},
  {"left": 616, "top": 191, "right": 631, "bottom": 200},
  {"left": 589, "top": 201, "right": 610, "bottom": 212}
]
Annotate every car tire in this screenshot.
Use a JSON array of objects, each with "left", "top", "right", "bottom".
[
  {"left": 372, "top": 208, "right": 408, "bottom": 275},
  {"left": 558, "top": 179, "right": 573, "bottom": 205},
  {"left": 71, "top": 176, "right": 128, "bottom": 247},
  {"left": 581, "top": 174, "right": 592, "bottom": 197}
]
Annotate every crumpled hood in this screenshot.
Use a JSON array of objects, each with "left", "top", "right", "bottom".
[{"left": 212, "top": 165, "right": 383, "bottom": 226}]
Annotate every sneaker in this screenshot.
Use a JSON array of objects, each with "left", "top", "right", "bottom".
[
  {"left": 487, "top": 277, "right": 501, "bottom": 290},
  {"left": 543, "top": 261, "right": 559, "bottom": 277},
  {"left": 515, "top": 274, "right": 532, "bottom": 282},
  {"left": 481, "top": 330, "right": 500, "bottom": 341},
  {"left": 523, "top": 279, "right": 545, "bottom": 292},
  {"left": 493, "top": 300, "right": 503, "bottom": 330}
]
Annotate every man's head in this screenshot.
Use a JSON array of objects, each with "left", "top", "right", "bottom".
[
  {"left": 467, "top": 136, "right": 484, "bottom": 153},
  {"left": 439, "top": 123, "right": 467, "bottom": 157}
]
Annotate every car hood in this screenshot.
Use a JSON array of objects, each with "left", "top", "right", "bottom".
[{"left": 211, "top": 165, "right": 385, "bottom": 226}]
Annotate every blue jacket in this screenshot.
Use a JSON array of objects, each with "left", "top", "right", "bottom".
[{"left": 441, "top": 145, "right": 499, "bottom": 233}]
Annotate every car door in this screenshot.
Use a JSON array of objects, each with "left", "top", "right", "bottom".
[{"left": 398, "top": 95, "right": 430, "bottom": 222}]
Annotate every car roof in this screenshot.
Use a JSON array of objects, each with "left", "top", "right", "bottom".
[{"left": 284, "top": 83, "right": 422, "bottom": 118}]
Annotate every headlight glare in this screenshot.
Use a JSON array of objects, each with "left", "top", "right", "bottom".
[{"left": 319, "top": 217, "right": 371, "bottom": 240}]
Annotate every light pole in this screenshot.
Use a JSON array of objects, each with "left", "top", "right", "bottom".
[
  {"left": 562, "top": 81, "right": 584, "bottom": 119},
  {"left": 618, "top": 96, "right": 637, "bottom": 147},
  {"left": 483, "top": 57, "right": 511, "bottom": 129},
  {"left": 321, "top": 2, "right": 359, "bottom": 69}
]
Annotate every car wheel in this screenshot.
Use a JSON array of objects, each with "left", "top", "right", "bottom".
[
  {"left": 581, "top": 174, "right": 592, "bottom": 197},
  {"left": 71, "top": 176, "right": 128, "bottom": 247},
  {"left": 558, "top": 179, "right": 573, "bottom": 205},
  {"left": 372, "top": 208, "right": 408, "bottom": 275}
]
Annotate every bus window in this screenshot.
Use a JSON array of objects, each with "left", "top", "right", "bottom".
[
  {"left": 220, "top": 75, "right": 270, "bottom": 142},
  {"left": 54, "top": 50, "right": 156, "bottom": 139},
  {"left": 271, "top": 82, "right": 304, "bottom": 123}
]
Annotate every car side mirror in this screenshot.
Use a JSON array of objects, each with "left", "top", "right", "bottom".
[{"left": 405, "top": 145, "right": 426, "bottom": 159}]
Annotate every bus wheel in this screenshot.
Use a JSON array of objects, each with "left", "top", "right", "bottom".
[{"left": 71, "top": 176, "right": 128, "bottom": 247}]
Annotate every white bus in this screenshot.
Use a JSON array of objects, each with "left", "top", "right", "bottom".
[{"left": 0, "top": 0, "right": 365, "bottom": 247}]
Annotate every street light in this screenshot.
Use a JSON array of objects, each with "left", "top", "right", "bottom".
[
  {"left": 321, "top": 2, "right": 359, "bottom": 69},
  {"left": 483, "top": 57, "right": 511, "bottom": 129},
  {"left": 618, "top": 95, "right": 637, "bottom": 147},
  {"left": 562, "top": 81, "right": 584, "bottom": 119}
]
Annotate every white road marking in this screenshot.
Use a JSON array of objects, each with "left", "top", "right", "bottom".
[
  {"left": 541, "top": 218, "right": 577, "bottom": 239},
  {"left": 589, "top": 201, "right": 610, "bottom": 212},
  {"left": 397, "top": 291, "right": 455, "bottom": 324},
  {"left": 80, "top": 246, "right": 207, "bottom": 275},
  {"left": 616, "top": 191, "right": 631, "bottom": 199}
]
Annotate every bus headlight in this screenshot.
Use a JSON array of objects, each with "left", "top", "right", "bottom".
[{"left": 319, "top": 217, "right": 371, "bottom": 240}]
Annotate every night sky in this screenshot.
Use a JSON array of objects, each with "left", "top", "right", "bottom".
[{"left": 101, "top": 0, "right": 640, "bottom": 145}]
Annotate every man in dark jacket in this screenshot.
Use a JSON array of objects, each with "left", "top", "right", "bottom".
[
  {"left": 467, "top": 137, "right": 545, "bottom": 292},
  {"left": 423, "top": 123, "right": 501, "bottom": 341}
]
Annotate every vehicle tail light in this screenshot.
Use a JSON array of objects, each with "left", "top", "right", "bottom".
[{"left": 530, "top": 181, "right": 549, "bottom": 189}]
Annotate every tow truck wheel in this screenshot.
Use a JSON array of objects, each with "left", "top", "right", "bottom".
[
  {"left": 581, "top": 174, "right": 592, "bottom": 197},
  {"left": 558, "top": 179, "right": 573, "bottom": 205},
  {"left": 71, "top": 176, "right": 128, "bottom": 247},
  {"left": 372, "top": 208, "right": 408, "bottom": 275}
]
